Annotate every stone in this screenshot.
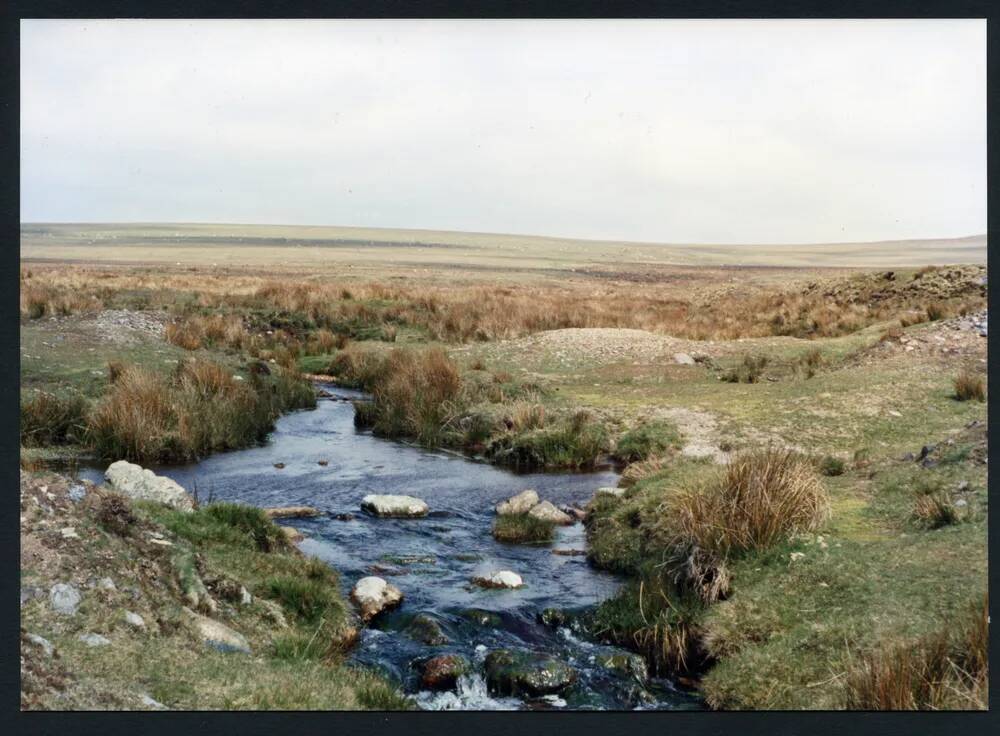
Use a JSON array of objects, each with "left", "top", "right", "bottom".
[
  {"left": 551, "top": 548, "right": 587, "bottom": 556},
  {"left": 104, "top": 460, "right": 194, "bottom": 512},
  {"left": 25, "top": 633, "right": 54, "bottom": 657},
  {"left": 124, "top": 611, "right": 145, "bottom": 629},
  {"left": 258, "top": 599, "right": 288, "bottom": 629},
  {"left": 954, "top": 499, "right": 969, "bottom": 508},
  {"left": 263, "top": 506, "right": 320, "bottom": 519},
  {"left": 20, "top": 586, "right": 44, "bottom": 606},
  {"left": 97, "top": 577, "right": 117, "bottom": 591},
  {"left": 68, "top": 483, "right": 87, "bottom": 502},
  {"left": 597, "top": 653, "right": 649, "bottom": 683},
  {"left": 49, "top": 583, "right": 81, "bottom": 616},
  {"left": 495, "top": 490, "right": 539, "bottom": 516},
  {"left": 405, "top": 613, "right": 449, "bottom": 645},
  {"left": 674, "top": 352, "right": 696, "bottom": 365},
  {"left": 361, "top": 494, "right": 429, "bottom": 518},
  {"left": 420, "top": 654, "right": 470, "bottom": 691},
  {"left": 957, "top": 480, "right": 971, "bottom": 492},
  {"left": 527, "top": 501, "right": 574, "bottom": 525},
  {"left": 484, "top": 649, "right": 577, "bottom": 696},
  {"left": 240, "top": 587, "right": 252, "bottom": 606},
  {"left": 183, "top": 608, "right": 251, "bottom": 654},
  {"left": 60, "top": 527, "right": 79, "bottom": 539},
  {"left": 351, "top": 576, "right": 404, "bottom": 622},
  {"left": 471, "top": 570, "right": 523, "bottom": 589},
  {"left": 559, "top": 505, "right": 588, "bottom": 522},
  {"left": 279, "top": 526, "right": 304, "bottom": 543},
  {"left": 140, "top": 694, "right": 167, "bottom": 710},
  {"left": 79, "top": 633, "right": 111, "bottom": 647},
  {"left": 595, "top": 486, "right": 625, "bottom": 498},
  {"left": 273, "top": 462, "right": 286, "bottom": 469}
]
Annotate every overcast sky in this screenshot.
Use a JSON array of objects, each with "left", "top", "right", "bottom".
[{"left": 20, "top": 19, "right": 986, "bottom": 244}]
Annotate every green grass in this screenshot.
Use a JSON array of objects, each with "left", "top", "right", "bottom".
[
  {"left": 614, "top": 419, "right": 682, "bottom": 462},
  {"left": 492, "top": 514, "right": 556, "bottom": 544}
]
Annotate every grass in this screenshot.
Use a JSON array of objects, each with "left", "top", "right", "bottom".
[
  {"left": 953, "top": 369, "right": 985, "bottom": 402},
  {"left": 20, "top": 390, "right": 89, "bottom": 446},
  {"left": 614, "top": 419, "right": 682, "bottom": 463},
  {"left": 87, "top": 359, "right": 316, "bottom": 463},
  {"left": 721, "top": 354, "right": 769, "bottom": 384},
  {"left": 492, "top": 514, "right": 556, "bottom": 544}
]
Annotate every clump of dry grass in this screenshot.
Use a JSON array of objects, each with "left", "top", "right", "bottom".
[
  {"left": 20, "top": 391, "right": 89, "bottom": 446},
  {"left": 166, "top": 314, "right": 248, "bottom": 351},
  {"left": 722, "top": 354, "right": 769, "bottom": 384},
  {"left": 844, "top": 597, "right": 988, "bottom": 710},
  {"left": 649, "top": 449, "right": 829, "bottom": 603},
  {"left": 619, "top": 456, "right": 668, "bottom": 488},
  {"left": 796, "top": 348, "right": 824, "bottom": 379},
  {"left": 953, "top": 370, "right": 985, "bottom": 402},
  {"left": 912, "top": 493, "right": 960, "bottom": 530}
]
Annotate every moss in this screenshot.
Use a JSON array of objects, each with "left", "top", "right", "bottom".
[{"left": 492, "top": 514, "right": 556, "bottom": 544}]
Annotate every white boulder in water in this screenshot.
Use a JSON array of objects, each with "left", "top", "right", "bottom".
[
  {"left": 104, "top": 460, "right": 194, "bottom": 512},
  {"left": 472, "top": 570, "right": 524, "bottom": 589},
  {"left": 351, "top": 576, "right": 404, "bottom": 622},
  {"left": 495, "top": 490, "right": 539, "bottom": 516},
  {"left": 527, "top": 500, "right": 574, "bottom": 525},
  {"left": 361, "top": 494, "right": 429, "bottom": 518}
]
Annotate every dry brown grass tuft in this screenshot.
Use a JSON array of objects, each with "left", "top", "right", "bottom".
[
  {"left": 954, "top": 370, "right": 986, "bottom": 402},
  {"left": 912, "top": 493, "right": 960, "bottom": 530},
  {"left": 844, "top": 597, "right": 988, "bottom": 710},
  {"left": 619, "top": 456, "right": 668, "bottom": 488}
]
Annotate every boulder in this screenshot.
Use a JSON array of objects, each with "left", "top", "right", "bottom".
[
  {"left": 420, "top": 654, "right": 470, "bottom": 691},
  {"left": 361, "top": 494, "right": 429, "bottom": 518},
  {"left": 597, "top": 652, "right": 649, "bottom": 683},
  {"left": 528, "top": 501, "right": 573, "bottom": 525},
  {"left": 79, "top": 633, "right": 111, "bottom": 647},
  {"left": 104, "top": 461, "right": 194, "bottom": 512},
  {"left": 183, "top": 608, "right": 251, "bottom": 654},
  {"left": 559, "top": 505, "right": 588, "bottom": 522},
  {"left": 484, "top": 649, "right": 577, "bottom": 696},
  {"left": 404, "top": 612, "right": 449, "bottom": 645},
  {"left": 495, "top": 490, "right": 539, "bottom": 516},
  {"left": 472, "top": 570, "right": 523, "bottom": 589},
  {"left": 674, "top": 353, "right": 696, "bottom": 365},
  {"left": 124, "top": 611, "right": 146, "bottom": 629},
  {"left": 351, "top": 576, "right": 404, "bottom": 622},
  {"left": 263, "top": 506, "right": 320, "bottom": 519},
  {"left": 49, "top": 583, "right": 81, "bottom": 616},
  {"left": 595, "top": 486, "right": 626, "bottom": 499},
  {"left": 25, "top": 633, "right": 54, "bottom": 657}
]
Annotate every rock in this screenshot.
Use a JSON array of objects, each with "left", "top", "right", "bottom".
[
  {"left": 484, "top": 649, "right": 577, "bottom": 696},
  {"left": 673, "top": 352, "right": 696, "bottom": 365},
  {"left": 917, "top": 445, "right": 935, "bottom": 461},
  {"left": 350, "top": 577, "right": 404, "bottom": 622},
  {"left": 333, "top": 513, "right": 356, "bottom": 521},
  {"left": 528, "top": 501, "right": 573, "bottom": 525},
  {"left": 79, "top": 632, "right": 111, "bottom": 647},
  {"left": 954, "top": 499, "right": 969, "bottom": 508},
  {"left": 183, "top": 608, "right": 251, "bottom": 654},
  {"left": 60, "top": 527, "right": 79, "bottom": 539},
  {"left": 49, "top": 583, "right": 81, "bottom": 616},
  {"left": 495, "top": 490, "right": 539, "bottom": 516},
  {"left": 96, "top": 577, "right": 117, "bottom": 591},
  {"left": 597, "top": 653, "right": 648, "bottom": 683},
  {"left": 140, "top": 694, "right": 168, "bottom": 710},
  {"left": 957, "top": 480, "right": 971, "bottom": 492},
  {"left": 258, "top": 599, "right": 288, "bottom": 629},
  {"left": 559, "top": 505, "right": 588, "bottom": 522},
  {"left": 595, "top": 486, "right": 625, "bottom": 498},
  {"left": 273, "top": 463, "right": 285, "bottom": 469},
  {"left": 25, "top": 633, "right": 54, "bottom": 657},
  {"left": 420, "top": 654, "right": 470, "bottom": 691},
  {"left": 471, "top": 571, "right": 523, "bottom": 589},
  {"left": 404, "top": 613, "right": 449, "bottom": 645},
  {"left": 20, "top": 586, "right": 44, "bottom": 606},
  {"left": 240, "top": 587, "right": 252, "bottom": 605},
  {"left": 317, "top": 460, "right": 329, "bottom": 466},
  {"left": 461, "top": 609, "right": 502, "bottom": 627},
  {"left": 551, "top": 548, "right": 587, "bottom": 556},
  {"left": 361, "top": 494, "right": 429, "bottom": 518},
  {"left": 279, "top": 526, "right": 304, "bottom": 543},
  {"left": 124, "top": 611, "right": 145, "bottom": 629},
  {"left": 68, "top": 483, "right": 87, "bottom": 502},
  {"left": 263, "top": 506, "right": 321, "bottom": 519},
  {"left": 104, "top": 460, "right": 194, "bottom": 512},
  {"left": 538, "top": 608, "right": 571, "bottom": 628}
]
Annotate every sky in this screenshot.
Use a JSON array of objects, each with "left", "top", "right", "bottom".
[{"left": 20, "top": 19, "right": 986, "bottom": 245}]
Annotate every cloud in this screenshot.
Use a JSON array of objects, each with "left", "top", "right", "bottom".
[{"left": 20, "top": 19, "right": 986, "bottom": 244}]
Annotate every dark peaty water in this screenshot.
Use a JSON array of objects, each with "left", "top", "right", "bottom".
[{"left": 79, "top": 385, "right": 702, "bottom": 711}]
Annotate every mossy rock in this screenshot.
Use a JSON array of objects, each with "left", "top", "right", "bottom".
[{"left": 484, "top": 649, "right": 577, "bottom": 697}]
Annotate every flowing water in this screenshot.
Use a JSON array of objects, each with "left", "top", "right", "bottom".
[{"left": 79, "top": 385, "right": 702, "bottom": 711}]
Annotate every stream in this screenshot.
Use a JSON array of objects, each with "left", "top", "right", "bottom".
[{"left": 78, "top": 384, "right": 702, "bottom": 711}]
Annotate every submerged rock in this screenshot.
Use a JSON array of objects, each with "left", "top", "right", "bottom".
[
  {"left": 351, "top": 576, "right": 404, "bottom": 622},
  {"left": 104, "top": 460, "right": 194, "bottom": 512},
  {"left": 528, "top": 501, "right": 574, "bottom": 525},
  {"left": 404, "top": 612, "right": 450, "bottom": 645},
  {"left": 361, "top": 494, "right": 429, "bottom": 518},
  {"left": 597, "top": 652, "right": 649, "bottom": 684},
  {"left": 420, "top": 654, "right": 470, "bottom": 691},
  {"left": 484, "top": 649, "right": 577, "bottom": 696},
  {"left": 471, "top": 571, "right": 523, "bottom": 589},
  {"left": 495, "top": 490, "right": 539, "bottom": 516},
  {"left": 263, "top": 506, "right": 320, "bottom": 519},
  {"left": 279, "top": 526, "right": 305, "bottom": 543},
  {"left": 183, "top": 608, "right": 251, "bottom": 654}
]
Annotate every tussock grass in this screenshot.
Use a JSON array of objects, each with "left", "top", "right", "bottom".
[
  {"left": 844, "top": 597, "right": 988, "bottom": 710},
  {"left": 953, "top": 370, "right": 985, "bottom": 402},
  {"left": 722, "top": 354, "right": 769, "bottom": 384},
  {"left": 20, "top": 391, "right": 89, "bottom": 446},
  {"left": 87, "top": 359, "right": 315, "bottom": 463},
  {"left": 912, "top": 493, "right": 960, "bottom": 530},
  {"left": 492, "top": 514, "right": 556, "bottom": 544}
]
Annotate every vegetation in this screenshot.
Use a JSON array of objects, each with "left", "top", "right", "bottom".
[
  {"left": 20, "top": 390, "right": 89, "bottom": 446},
  {"left": 953, "top": 369, "right": 985, "bottom": 401},
  {"left": 492, "top": 514, "right": 556, "bottom": 544},
  {"left": 614, "top": 420, "right": 682, "bottom": 463}
]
